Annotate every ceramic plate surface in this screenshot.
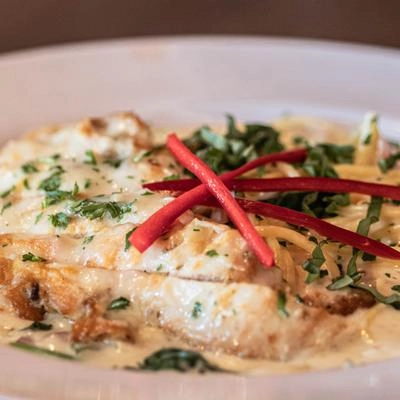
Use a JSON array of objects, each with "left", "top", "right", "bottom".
[{"left": 0, "top": 36, "right": 399, "bottom": 400}]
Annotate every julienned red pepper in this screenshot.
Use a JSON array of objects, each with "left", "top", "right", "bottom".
[
  {"left": 129, "top": 147, "right": 307, "bottom": 254},
  {"left": 200, "top": 197, "right": 400, "bottom": 260},
  {"left": 144, "top": 177, "right": 400, "bottom": 201},
  {"left": 165, "top": 134, "right": 275, "bottom": 267}
]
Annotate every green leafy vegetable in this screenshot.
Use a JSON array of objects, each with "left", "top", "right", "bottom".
[
  {"left": 191, "top": 302, "right": 202, "bottom": 319},
  {"left": 137, "top": 348, "right": 223, "bottom": 372},
  {"left": 21, "top": 163, "right": 38, "bottom": 174},
  {"left": 70, "top": 199, "right": 132, "bottom": 220},
  {"left": 379, "top": 151, "right": 400, "bottom": 173},
  {"left": 0, "top": 186, "right": 15, "bottom": 199},
  {"left": 104, "top": 157, "right": 124, "bottom": 168},
  {"left": 107, "top": 297, "right": 130, "bottom": 310},
  {"left": 303, "top": 242, "right": 328, "bottom": 283},
  {"left": 205, "top": 249, "right": 219, "bottom": 257},
  {"left": 48, "top": 212, "right": 70, "bottom": 229},
  {"left": 184, "top": 115, "right": 284, "bottom": 174},
  {"left": 11, "top": 342, "right": 75, "bottom": 360},
  {"left": 22, "top": 252, "right": 46, "bottom": 262},
  {"left": 84, "top": 150, "right": 97, "bottom": 165},
  {"left": 124, "top": 227, "right": 136, "bottom": 251},
  {"left": 23, "top": 321, "right": 53, "bottom": 331},
  {"left": 38, "top": 171, "right": 63, "bottom": 192},
  {"left": 277, "top": 292, "right": 289, "bottom": 318}
]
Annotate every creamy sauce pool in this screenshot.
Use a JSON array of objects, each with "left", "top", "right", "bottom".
[{"left": 1, "top": 304, "right": 400, "bottom": 374}]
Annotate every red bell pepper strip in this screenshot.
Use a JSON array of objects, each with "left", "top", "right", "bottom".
[
  {"left": 166, "top": 134, "right": 275, "bottom": 267},
  {"left": 144, "top": 177, "right": 400, "bottom": 201},
  {"left": 129, "top": 147, "right": 307, "bottom": 254},
  {"left": 199, "top": 197, "right": 400, "bottom": 260}
]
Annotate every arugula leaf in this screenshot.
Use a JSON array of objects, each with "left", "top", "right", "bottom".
[
  {"left": 11, "top": 341, "right": 75, "bottom": 360},
  {"left": 137, "top": 348, "right": 223, "bottom": 372},
  {"left": 70, "top": 199, "right": 132, "bottom": 220},
  {"left": 107, "top": 297, "right": 130, "bottom": 310},
  {"left": 48, "top": 212, "right": 70, "bottom": 229}
]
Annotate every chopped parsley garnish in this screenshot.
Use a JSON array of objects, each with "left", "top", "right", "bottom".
[
  {"left": 37, "top": 153, "right": 61, "bottom": 164},
  {"left": 21, "top": 162, "right": 38, "bottom": 174},
  {"left": 70, "top": 199, "right": 132, "bottom": 220},
  {"left": 38, "top": 171, "right": 63, "bottom": 192},
  {"left": 379, "top": 151, "right": 400, "bottom": 173},
  {"left": 84, "top": 150, "right": 97, "bottom": 165},
  {"left": 34, "top": 212, "right": 43, "bottom": 224},
  {"left": 141, "top": 191, "right": 154, "bottom": 196},
  {"left": 104, "top": 157, "right": 123, "bottom": 168},
  {"left": 24, "top": 321, "right": 53, "bottom": 331},
  {"left": 82, "top": 235, "right": 94, "bottom": 245},
  {"left": 137, "top": 348, "right": 223, "bottom": 372},
  {"left": 124, "top": 227, "right": 136, "bottom": 251},
  {"left": 42, "top": 183, "right": 79, "bottom": 208},
  {"left": 48, "top": 212, "right": 70, "bottom": 229},
  {"left": 23, "top": 178, "right": 30, "bottom": 190},
  {"left": 0, "top": 186, "right": 15, "bottom": 199},
  {"left": 191, "top": 302, "right": 203, "bottom": 319},
  {"left": 107, "top": 297, "right": 130, "bottom": 311},
  {"left": 184, "top": 115, "right": 284, "bottom": 174},
  {"left": 132, "top": 150, "right": 153, "bottom": 163},
  {"left": 22, "top": 252, "right": 46, "bottom": 262},
  {"left": 277, "top": 291, "right": 289, "bottom": 318},
  {"left": 84, "top": 178, "right": 92, "bottom": 189},
  {"left": 1, "top": 202, "right": 11, "bottom": 214},
  {"left": 205, "top": 249, "right": 219, "bottom": 257},
  {"left": 11, "top": 341, "right": 75, "bottom": 360}
]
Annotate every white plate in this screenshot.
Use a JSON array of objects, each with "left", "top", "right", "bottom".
[{"left": 0, "top": 36, "right": 399, "bottom": 400}]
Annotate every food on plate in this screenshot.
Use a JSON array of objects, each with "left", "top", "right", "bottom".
[{"left": 0, "top": 111, "right": 400, "bottom": 374}]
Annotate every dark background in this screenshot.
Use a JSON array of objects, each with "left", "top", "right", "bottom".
[{"left": 0, "top": 0, "right": 400, "bottom": 53}]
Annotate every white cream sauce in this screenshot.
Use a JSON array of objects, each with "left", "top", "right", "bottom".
[{"left": 1, "top": 304, "right": 400, "bottom": 375}]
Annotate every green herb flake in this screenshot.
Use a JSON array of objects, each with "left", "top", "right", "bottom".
[
  {"left": 23, "top": 178, "right": 30, "bottom": 190},
  {"left": 84, "top": 179, "right": 92, "bottom": 189},
  {"left": 104, "top": 157, "right": 124, "bottom": 168},
  {"left": 107, "top": 297, "right": 130, "bottom": 311},
  {"left": 82, "top": 235, "right": 94, "bottom": 245},
  {"left": 38, "top": 171, "right": 63, "bottom": 192},
  {"left": 11, "top": 341, "right": 75, "bottom": 360},
  {"left": 124, "top": 227, "right": 137, "bottom": 251},
  {"left": 205, "top": 249, "right": 219, "bottom": 257},
  {"left": 0, "top": 186, "right": 15, "bottom": 199},
  {"left": 22, "top": 252, "right": 46, "bottom": 262},
  {"left": 34, "top": 212, "right": 44, "bottom": 224},
  {"left": 132, "top": 150, "right": 153, "bottom": 163},
  {"left": 141, "top": 191, "right": 154, "bottom": 196},
  {"left": 84, "top": 150, "right": 97, "bottom": 165},
  {"left": 70, "top": 199, "right": 132, "bottom": 221},
  {"left": 137, "top": 348, "right": 224, "bottom": 372},
  {"left": 303, "top": 242, "right": 328, "bottom": 283},
  {"left": 191, "top": 302, "right": 203, "bottom": 319},
  {"left": 48, "top": 212, "right": 70, "bottom": 229},
  {"left": 379, "top": 151, "right": 400, "bottom": 173},
  {"left": 21, "top": 162, "right": 39, "bottom": 174},
  {"left": 1, "top": 202, "right": 11, "bottom": 215},
  {"left": 277, "top": 291, "right": 289, "bottom": 318},
  {"left": 23, "top": 321, "right": 53, "bottom": 331}
]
